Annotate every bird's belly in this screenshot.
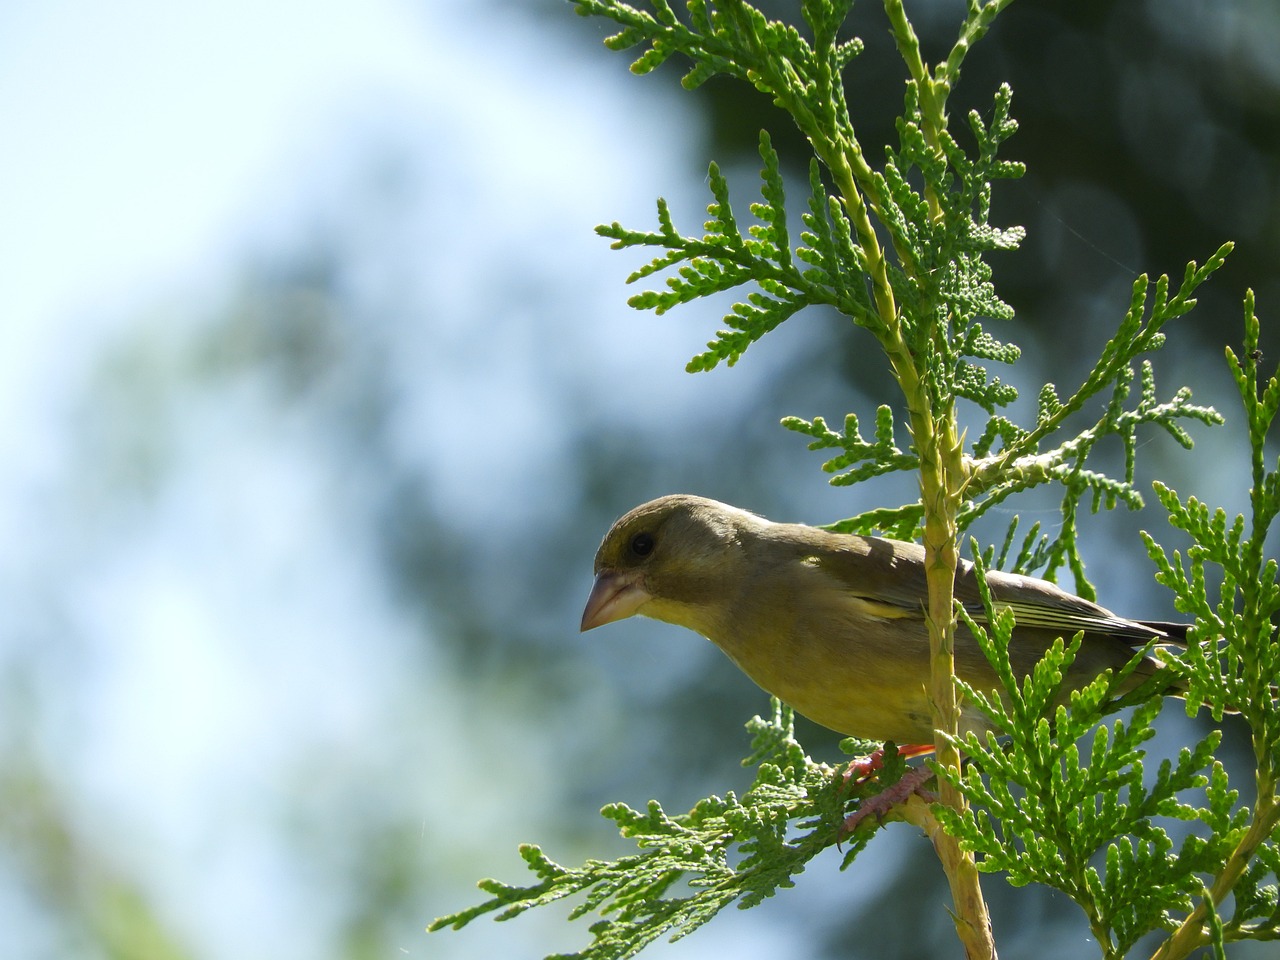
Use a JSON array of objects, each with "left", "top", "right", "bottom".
[
  {"left": 706, "top": 593, "right": 1008, "bottom": 745},
  {"left": 717, "top": 627, "right": 946, "bottom": 745},
  {"left": 766, "top": 668, "right": 940, "bottom": 745}
]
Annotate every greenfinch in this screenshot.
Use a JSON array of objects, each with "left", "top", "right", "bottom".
[{"left": 581, "top": 494, "right": 1185, "bottom": 746}]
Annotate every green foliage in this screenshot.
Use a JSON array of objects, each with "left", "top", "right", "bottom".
[
  {"left": 782, "top": 405, "right": 916, "bottom": 485},
  {"left": 1132, "top": 296, "right": 1280, "bottom": 953},
  {"left": 592, "top": 0, "right": 1026, "bottom": 384},
  {"left": 429, "top": 704, "right": 903, "bottom": 959},
  {"left": 935, "top": 552, "right": 1238, "bottom": 958},
  {"left": 960, "top": 261, "right": 1227, "bottom": 595},
  {"left": 1143, "top": 296, "right": 1280, "bottom": 739},
  {"left": 432, "top": 2, "right": 1276, "bottom": 959},
  {"left": 931, "top": 294, "right": 1280, "bottom": 958},
  {"left": 601, "top": 132, "right": 858, "bottom": 372},
  {"left": 931, "top": 295, "right": 1280, "bottom": 960}
]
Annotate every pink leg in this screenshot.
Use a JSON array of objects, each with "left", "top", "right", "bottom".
[
  {"left": 842, "top": 743, "right": 934, "bottom": 787},
  {"left": 841, "top": 755, "right": 937, "bottom": 837}
]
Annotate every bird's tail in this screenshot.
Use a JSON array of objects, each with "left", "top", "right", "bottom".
[{"left": 1136, "top": 620, "right": 1191, "bottom": 646}]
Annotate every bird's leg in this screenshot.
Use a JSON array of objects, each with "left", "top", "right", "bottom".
[
  {"left": 840, "top": 763, "right": 938, "bottom": 836},
  {"left": 840, "top": 743, "right": 938, "bottom": 837}
]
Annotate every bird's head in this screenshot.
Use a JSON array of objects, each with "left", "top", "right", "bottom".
[{"left": 580, "top": 494, "right": 759, "bottom": 633}]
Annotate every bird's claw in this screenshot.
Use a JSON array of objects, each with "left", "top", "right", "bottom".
[{"left": 840, "top": 760, "right": 937, "bottom": 837}]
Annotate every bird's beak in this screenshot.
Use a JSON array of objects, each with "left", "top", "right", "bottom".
[{"left": 580, "top": 569, "right": 650, "bottom": 632}]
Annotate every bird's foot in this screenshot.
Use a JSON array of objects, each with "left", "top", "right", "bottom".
[
  {"left": 842, "top": 743, "right": 934, "bottom": 788},
  {"left": 840, "top": 762, "right": 937, "bottom": 837}
]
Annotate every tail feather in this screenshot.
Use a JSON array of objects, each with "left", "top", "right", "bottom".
[{"left": 1136, "top": 620, "right": 1191, "bottom": 645}]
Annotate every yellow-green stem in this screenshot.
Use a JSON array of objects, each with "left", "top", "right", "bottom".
[
  {"left": 815, "top": 14, "right": 993, "bottom": 950},
  {"left": 910, "top": 389, "right": 995, "bottom": 960}
]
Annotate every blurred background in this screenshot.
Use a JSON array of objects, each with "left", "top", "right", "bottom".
[{"left": 2, "top": 1, "right": 1279, "bottom": 958}]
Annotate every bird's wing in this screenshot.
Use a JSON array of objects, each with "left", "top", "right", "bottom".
[
  {"left": 962, "top": 565, "right": 1179, "bottom": 642},
  {"left": 803, "top": 533, "right": 931, "bottom": 618},
  {"left": 806, "top": 528, "right": 1176, "bottom": 643}
]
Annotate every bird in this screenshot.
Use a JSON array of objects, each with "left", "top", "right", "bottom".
[{"left": 580, "top": 494, "right": 1187, "bottom": 749}]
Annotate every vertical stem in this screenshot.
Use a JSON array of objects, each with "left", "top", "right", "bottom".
[
  {"left": 877, "top": 4, "right": 996, "bottom": 955},
  {"left": 767, "top": 3, "right": 997, "bottom": 954},
  {"left": 902, "top": 360, "right": 996, "bottom": 960}
]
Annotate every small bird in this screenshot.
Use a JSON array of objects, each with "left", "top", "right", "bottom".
[{"left": 581, "top": 494, "right": 1186, "bottom": 747}]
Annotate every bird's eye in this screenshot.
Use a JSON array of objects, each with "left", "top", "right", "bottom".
[{"left": 630, "top": 532, "right": 655, "bottom": 557}]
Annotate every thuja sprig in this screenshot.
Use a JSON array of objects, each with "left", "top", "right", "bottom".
[
  {"left": 599, "top": 131, "right": 874, "bottom": 371},
  {"left": 948, "top": 253, "right": 1227, "bottom": 595},
  {"left": 430, "top": 704, "right": 870, "bottom": 960},
  {"left": 782, "top": 406, "right": 915, "bottom": 486},
  {"left": 934, "top": 550, "right": 1232, "bottom": 960},
  {"left": 964, "top": 250, "right": 1230, "bottom": 499},
  {"left": 592, "top": 0, "right": 1028, "bottom": 376},
  {"left": 933, "top": 292, "right": 1280, "bottom": 960},
  {"left": 1136, "top": 293, "right": 1280, "bottom": 958},
  {"left": 794, "top": 249, "right": 1227, "bottom": 571}
]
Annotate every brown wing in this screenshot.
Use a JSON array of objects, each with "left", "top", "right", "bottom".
[{"left": 775, "top": 522, "right": 1183, "bottom": 646}]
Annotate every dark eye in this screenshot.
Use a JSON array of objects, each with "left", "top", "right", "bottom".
[{"left": 630, "top": 532, "right": 655, "bottom": 557}]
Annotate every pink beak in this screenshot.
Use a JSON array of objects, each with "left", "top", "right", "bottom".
[{"left": 580, "top": 569, "right": 650, "bottom": 631}]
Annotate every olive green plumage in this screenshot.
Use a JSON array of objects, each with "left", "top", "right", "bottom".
[{"left": 581, "top": 494, "right": 1184, "bottom": 745}]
